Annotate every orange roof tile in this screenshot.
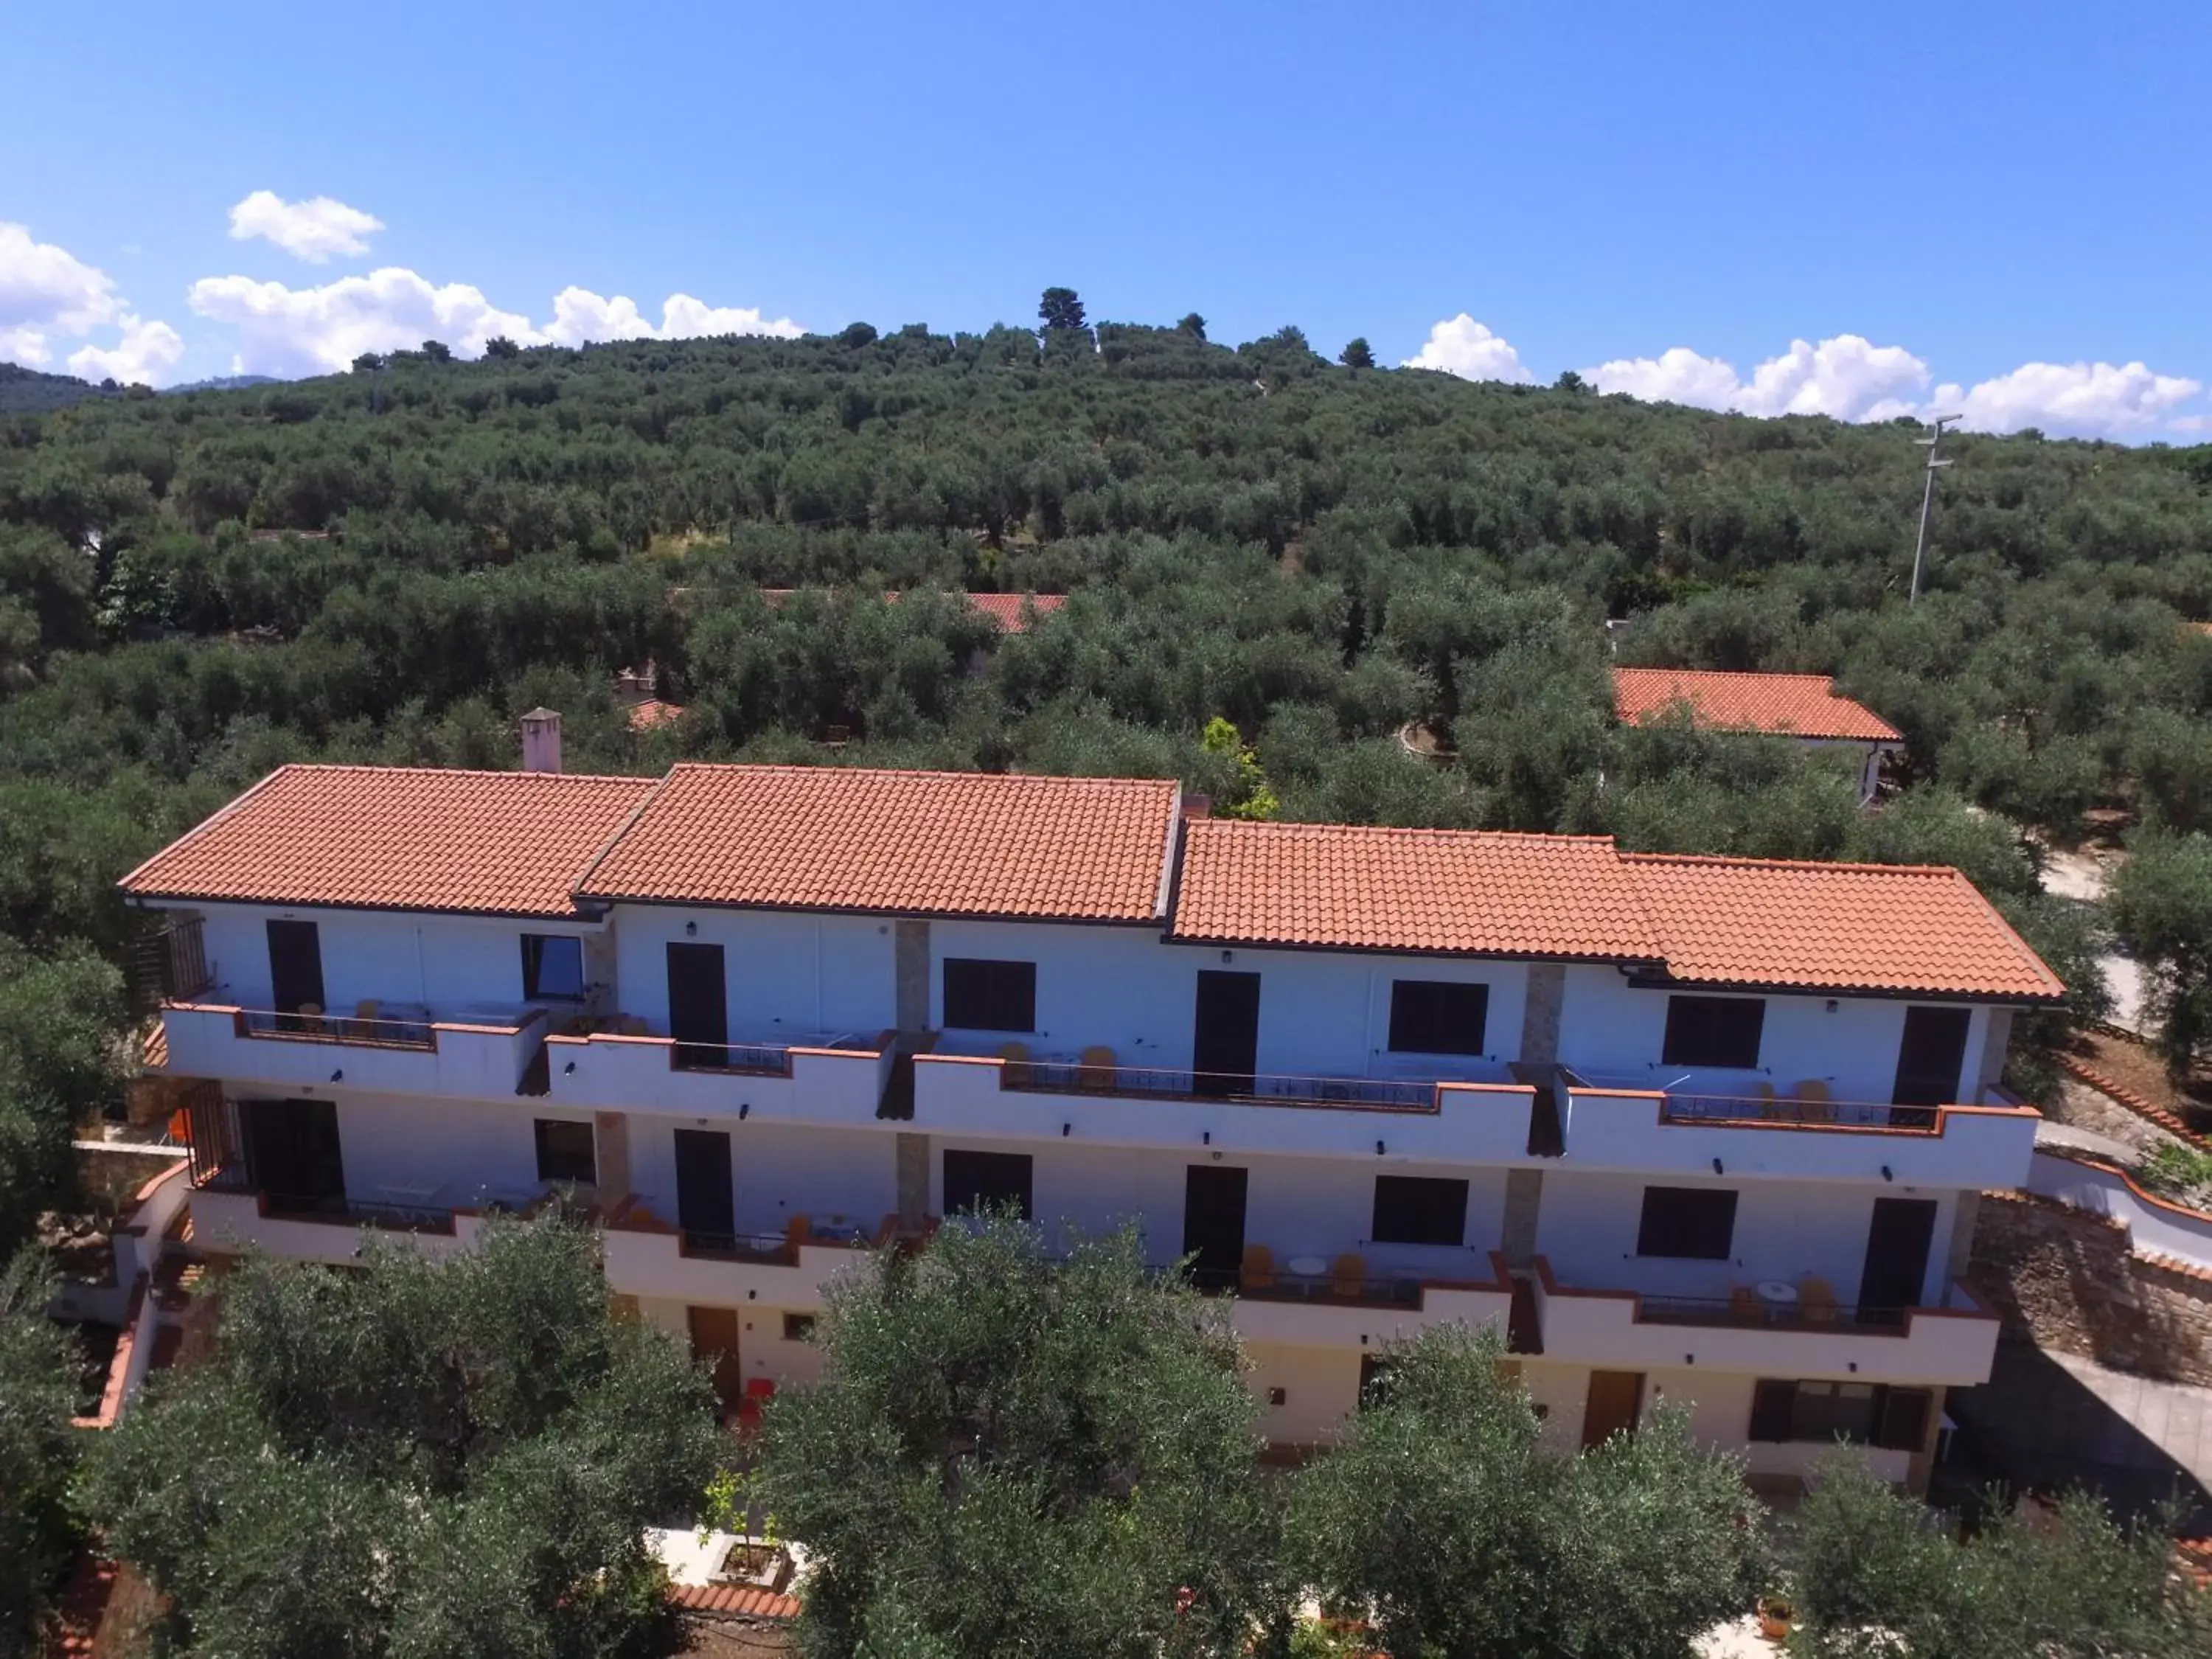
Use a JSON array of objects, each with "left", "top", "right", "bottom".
[
  {"left": 579, "top": 765, "right": 1179, "bottom": 922},
  {"left": 666, "top": 1580, "right": 801, "bottom": 1619},
  {"left": 1622, "top": 853, "right": 2065, "bottom": 999},
  {"left": 119, "top": 765, "right": 656, "bottom": 919},
  {"left": 1170, "top": 819, "right": 1664, "bottom": 961},
  {"left": 1613, "top": 667, "right": 1902, "bottom": 742},
  {"left": 626, "top": 698, "right": 685, "bottom": 731},
  {"left": 758, "top": 588, "right": 1067, "bottom": 632}
]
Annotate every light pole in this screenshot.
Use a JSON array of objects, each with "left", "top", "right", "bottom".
[{"left": 1908, "top": 413, "right": 1963, "bottom": 604}]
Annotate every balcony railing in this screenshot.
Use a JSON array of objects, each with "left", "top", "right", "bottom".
[
  {"left": 237, "top": 1009, "right": 437, "bottom": 1048},
  {"left": 195, "top": 1170, "right": 457, "bottom": 1234},
  {"left": 1012, "top": 1058, "right": 1437, "bottom": 1113},
  {"left": 1632, "top": 1294, "right": 1913, "bottom": 1332},
  {"left": 1658, "top": 1093, "right": 1937, "bottom": 1131}
]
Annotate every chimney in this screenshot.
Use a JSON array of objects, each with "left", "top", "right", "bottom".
[
  {"left": 520, "top": 708, "right": 563, "bottom": 774},
  {"left": 1180, "top": 793, "right": 1211, "bottom": 820}
]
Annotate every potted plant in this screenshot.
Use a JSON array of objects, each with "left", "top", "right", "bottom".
[{"left": 1758, "top": 1592, "right": 1796, "bottom": 1642}]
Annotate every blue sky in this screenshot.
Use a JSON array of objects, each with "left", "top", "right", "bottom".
[{"left": 4, "top": 1, "right": 2205, "bottom": 436}]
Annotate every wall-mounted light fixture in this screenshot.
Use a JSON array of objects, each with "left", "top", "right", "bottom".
[
  {"left": 1220, "top": 950, "right": 1234, "bottom": 964},
  {"left": 330, "top": 1068, "right": 344, "bottom": 1083},
  {"left": 1376, "top": 1140, "right": 1386, "bottom": 1157},
  {"left": 563, "top": 1060, "right": 576, "bottom": 1075},
  {"left": 738, "top": 1102, "right": 750, "bottom": 1120},
  {"left": 1202, "top": 1130, "right": 1211, "bottom": 1145},
  {"left": 1061, "top": 1123, "right": 1071, "bottom": 1137},
  {"left": 1711, "top": 1157, "right": 1723, "bottom": 1176},
  {"left": 684, "top": 920, "right": 698, "bottom": 937},
  {"left": 1880, "top": 1165, "right": 1893, "bottom": 1182},
  {"left": 1825, "top": 999, "right": 1839, "bottom": 1014}
]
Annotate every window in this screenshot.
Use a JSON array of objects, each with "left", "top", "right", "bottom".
[
  {"left": 1371, "top": 1175, "right": 1470, "bottom": 1245},
  {"left": 1750, "top": 1380, "right": 1931, "bottom": 1450},
  {"left": 942, "top": 959, "right": 1037, "bottom": 1032},
  {"left": 942, "top": 1149, "right": 1033, "bottom": 1219},
  {"left": 1357, "top": 1354, "right": 1397, "bottom": 1408},
  {"left": 1387, "top": 980, "right": 1490, "bottom": 1055},
  {"left": 1661, "top": 995, "right": 1765, "bottom": 1069},
  {"left": 521, "top": 933, "right": 585, "bottom": 1001},
  {"left": 534, "top": 1118, "right": 597, "bottom": 1184},
  {"left": 782, "top": 1313, "right": 817, "bottom": 1342},
  {"left": 1635, "top": 1186, "right": 1737, "bottom": 1259}
]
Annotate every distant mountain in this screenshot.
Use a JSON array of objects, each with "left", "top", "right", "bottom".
[
  {"left": 166, "top": 374, "right": 279, "bottom": 394},
  {"left": 0, "top": 361, "right": 118, "bottom": 414}
]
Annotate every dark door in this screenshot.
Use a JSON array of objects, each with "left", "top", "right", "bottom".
[
  {"left": 1582, "top": 1370, "right": 1644, "bottom": 1448},
  {"left": 942, "top": 1150, "right": 1033, "bottom": 1220},
  {"left": 1858, "top": 1197, "right": 1938, "bottom": 1324},
  {"left": 1891, "top": 1007, "right": 1972, "bottom": 1111},
  {"left": 686, "top": 1306, "right": 744, "bottom": 1411},
  {"left": 667, "top": 942, "right": 728, "bottom": 1068},
  {"left": 243, "top": 1098, "right": 345, "bottom": 1213},
  {"left": 266, "top": 919, "right": 325, "bottom": 1027},
  {"left": 1192, "top": 970, "right": 1260, "bottom": 1098},
  {"left": 673, "top": 1128, "right": 734, "bottom": 1240},
  {"left": 1181, "top": 1164, "right": 1249, "bottom": 1290}
]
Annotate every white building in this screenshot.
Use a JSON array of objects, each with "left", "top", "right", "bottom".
[{"left": 122, "top": 742, "right": 2059, "bottom": 1490}]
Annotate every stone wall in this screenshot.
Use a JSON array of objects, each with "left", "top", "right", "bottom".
[{"left": 1970, "top": 1189, "right": 2212, "bottom": 1386}]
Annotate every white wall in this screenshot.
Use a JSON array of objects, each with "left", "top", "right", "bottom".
[
  {"left": 1557, "top": 966, "right": 1989, "bottom": 1106},
  {"left": 329, "top": 1089, "right": 573, "bottom": 1208},
  {"left": 183, "top": 900, "right": 599, "bottom": 1016},
  {"left": 1536, "top": 1169, "right": 1959, "bottom": 1307},
  {"left": 930, "top": 919, "right": 1528, "bottom": 1081},
  {"left": 607, "top": 905, "right": 896, "bottom": 1041},
  {"left": 925, "top": 1135, "right": 1511, "bottom": 1273},
  {"left": 626, "top": 1116, "right": 900, "bottom": 1236}
]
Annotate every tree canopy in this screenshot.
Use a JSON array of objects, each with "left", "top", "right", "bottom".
[
  {"left": 0, "top": 1250, "right": 83, "bottom": 1657},
  {"left": 82, "top": 1217, "right": 721, "bottom": 1658}
]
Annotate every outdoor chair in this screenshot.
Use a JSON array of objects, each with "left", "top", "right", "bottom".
[
  {"left": 1798, "top": 1276, "right": 1839, "bottom": 1323},
  {"left": 1078, "top": 1044, "right": 1116, "bottom": 1091},
  {"left": 1240, "top": 1243, "right": 1276, "bottom": 1293},
  {"left": 997, "top": 1040, "right": 1031, "bottom": 1088},
  {"left": 1330, "top": 1253, "right": 1366, "bottom": 1301}
]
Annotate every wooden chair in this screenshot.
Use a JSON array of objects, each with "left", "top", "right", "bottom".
[
  {"left": 297, "top": 1001, "right": 326, "bottom": 1035},
  {"left": 1239, "top": 1243, "right": 1276, "bottom": 1293},
  {"left": 784, "top": 1214, "right": 812, "bottom": 1251},
  {"left": 1077, "top": 1044, "right": 1116, "bottom": 1091},
  {"left": 996, "top": 1040, "right": 1031, "bottom": 1088},
  {"left": 1330, "top": 1253, "right": 1366, "bottom": 1301},
  {"left": 1798, "top": 1276, "right": 1839, "bottom": 1324},
  {"left": 1791, "top": 1079, "right": 1835, "bottom": 1124},
  {"left": 1730, "top": 1283, "right": 1764, "bottom": 1324},
  {"left": 352, "top": 998, "right": 381, "bottom": 1040}
]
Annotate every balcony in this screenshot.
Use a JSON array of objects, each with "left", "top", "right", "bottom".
[
  {"left": 159, "top": 1001, "right": 552, "bottom": 1099},
  {"left": 186, "top": 1178, "right": 473, "bottom": 1264},
  {"left": 1525, "top": 1259, "right": 2000, "bottom": 1385},
  {"left": 911, "top": 1051, "right": 1542, "bottom": 1162},
  {"left": 1224, "top": 1251, "right": 1520, "bottom": 1349},
  {"left": 1558, "top": 1070, "right": 2038, "bottom": 1186},
  {"left": 540, "top": 1027, "right": 894, "bottom": 1123},
  {"left": 599, "top": 1197, "right": 903, "bottom": 1302}
]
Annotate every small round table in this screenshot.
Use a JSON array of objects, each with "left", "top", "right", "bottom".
[
  {"left": 1756, "top": 1280, "right": 1800, "bottom": 1315},
  {"left": 1285, "top": 1255, "right": 1329, "bottom": 1279}
]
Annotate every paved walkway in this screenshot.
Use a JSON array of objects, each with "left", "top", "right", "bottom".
[
  {"left": 2036, "top": 1118, "right": 2143, "bottom": 1163},
  {"left": 1950, "top": 1339, "right": 2212, "bottom": 1527}
]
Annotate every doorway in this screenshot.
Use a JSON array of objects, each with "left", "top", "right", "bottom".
[
  {"left": 686, "top": 1306, "right": 744, "bottom": 1411},
  {"left": 1192, "top": 970, "right": 1260, "bottom": 1097},
  {"left": 674, "top": 1128, "right": 735, "bottom": 1240},
  {"left": 1858, "top": 1197, "right": 1938, "bottom": 1324},
  {"left": 266, "top": 919, "right": 325, "bottom": 1028},
  {"left": 1181, "top": 1164, "right": 1249, "bottom": 1290},
  {"left": 667, "top": 942, "right": 728, "bottom": 1069},
  {"left": 242, "top": 1098, "right": 345, "bottom": 1213},
  {"left": 1582, "top": 1370, "right": 1644, "bottom": 1448},
  {"left": 1891, "top": 1007, "right": 1971, "bottom": 1114}
]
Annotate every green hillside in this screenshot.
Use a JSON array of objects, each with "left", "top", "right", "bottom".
[{"left": 3, "top": 316, "right": 2211, "bottom": 1113}]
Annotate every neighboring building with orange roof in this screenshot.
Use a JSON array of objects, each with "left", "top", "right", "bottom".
[
  {"left": 1612, "top": 667, "right": 1903, "bottom": 803},
  {"left": 125, "top": 715, "right": 2053, "bottom": 1487}
]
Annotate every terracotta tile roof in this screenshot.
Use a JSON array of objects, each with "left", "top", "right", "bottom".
[
  {"left": 666, "top": 1580, "right": 800, "bottom": 1619},
  {"left": 1170, "top": 819, "right": 1664, "bottom": 961},
  {"left": 119, "top": 765, "right": 656, "bottom": 919},
  {"left": 626, "top": 698, "right": 686, "bottom": 731},
  {"left": 579, "top": 765, "right": 1179, "bottom": 922},
  {"left": 1622, "top": 853, "right": 2066, "bottom": 999},
  {"left": 759, "top": 588, "right": 1067, "bottom": 632},
  {"left": 1613, "top": 667, "right": 1902, "bottom": 742}
]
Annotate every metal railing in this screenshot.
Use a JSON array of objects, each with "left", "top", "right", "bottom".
[
  {"left": 1660, "top": 1093, "right": 1937, "bottom": 1131},
  {"left": 236, "top": 1009, "right": 437, "bottom": 1048},
  {"left": 1014, "top": 1059, "right": 1436, "bottom": 1112},
  {"left": 247, "top": 1189, "right": 458, "bottom": 1233},
  {"left": 680, "top": 1228, "right": 798, "bottom": 1262},
  {"left": 1633, "top": 1293, "right": 1911, "bottom": 1331},
  {"left": 672, "top": 1042, "right": 793, "bottom": 1075}
]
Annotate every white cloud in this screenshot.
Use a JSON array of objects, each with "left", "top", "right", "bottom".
[
  {"left": 67, "top": 313, "right": 184, "bottom": 385},
  {"left": 1402, "top": 313, "right": 1534, "bottom": 383},
  {"left": 544, "top": 285, "right": 804, "bottom": 346},
  {"left": 188, "top": 267, "right": 545, "bottom": 376},
  {"left": 0, "top": 222, "right": 186, "bottom": 384},
  {"left": 1935, "top": 360, "right": 2205, "bottom": 439},
  {"left": 227, "top": 190, "right": 385, "bottom": 263},
  {"left": 1586, "top": 334, "right": 1930, "bottom": 422},
  {"left": 187, "top": 267, "right": 806, "bottom": 377}
]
